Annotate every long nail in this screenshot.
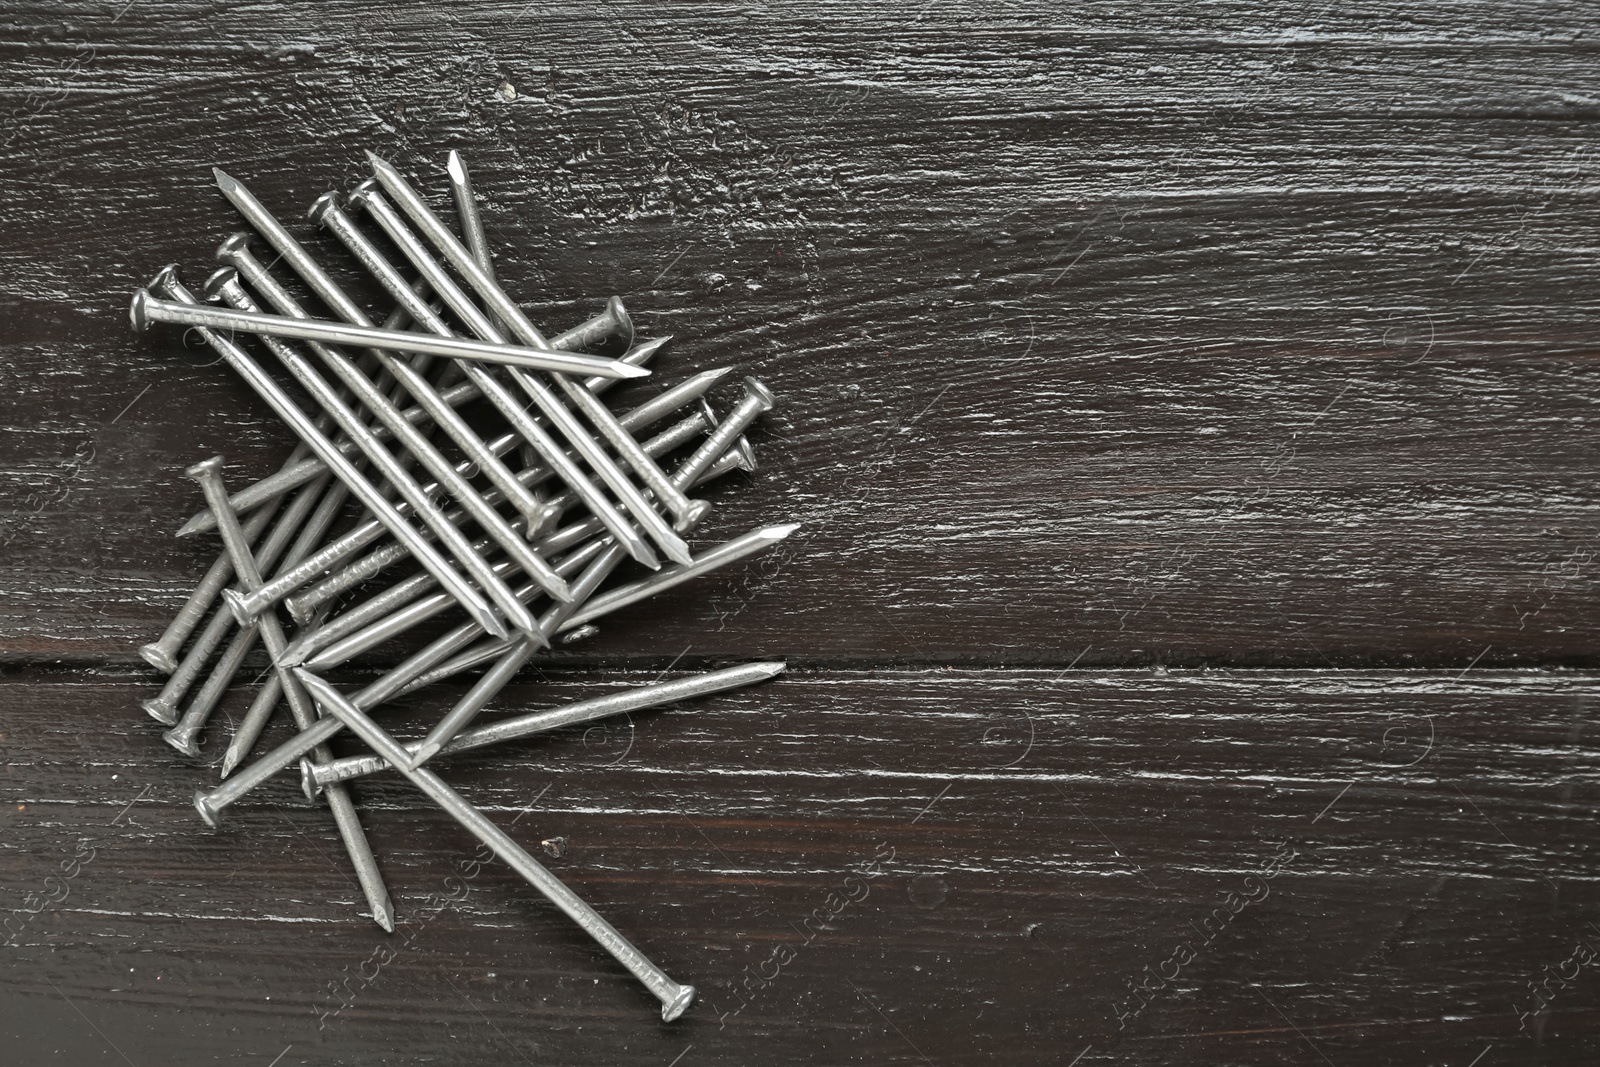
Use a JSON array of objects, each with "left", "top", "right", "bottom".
[
  {"left": 278, "top": 373, "right": 723, "bottom": 623},
  {"left": 200, "top": 268, "right": 540, "bottom": 637},
  {"left": 172, "top": 376, "right": 480, "bottom": 538},
  {"left": 395, "top": 446, "right": 768, "bottom": 708},
  {"left": 347, "top": 180, "right": 671, "bottom": 569},
  {"left": 297, "top": 528, "right": 609, "bottom": 674},
  {"left": 311, "top": 662, "right": 785, "bottom": 790},
  {"left": 562, "top": 523, "right": 799, "bottom": 632},
  {"left": 350, "top": 168, "right": 696, "bottom": 552},
  {"left": 131, "top": 288, "right": 642, "bottom": 380},
  {"left": 206, "top": 275, "right": 540, "bottom": 639},
  {"left": 559, "top": 296, "right": 635, "bottom": 353},
  {"left": 161, "top": 615, "right": 260, "bottom": 757},
  {"left": 141, "top": 464, "right": 296, "bottom": 672},
  {"left": 209, "top": 263, "right": 570, "bottom": 612},
  {"left": 144, "top": 267, "right": 510, "bottom": 641},
  {"left": 190, "top": 457, "right": 394, "bottom": 933},
  {"left": 140, "top": 461, "right": 337, "bottom": 725},
  {"left": 191, "top": 419, "right": 755, "bottom": 817},
  {"left": 285, "top": 403, "right": 711, "bottom": 645},
  {"left": 445, "top": 149, "right": 505, "bottom": 336},
  {"left": 305, "top": 194, "right": 560, "bottom": 542},
  {"left": 288, "top": 409, "right": 727, "bottom": 672},
  {"left": 293, "top": 668, "right": 696, "bottom": 1020}
]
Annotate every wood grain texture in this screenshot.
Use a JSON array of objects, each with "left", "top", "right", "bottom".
[
  {"left": 3, "top": 2, "right": 1600, "bottom": 1064},
  {"left": 3, "top": 668, "right": 1600, "bottom": 1066},
  {"left": 4, "top": 2, "right": 1600, "bottom": 666}
]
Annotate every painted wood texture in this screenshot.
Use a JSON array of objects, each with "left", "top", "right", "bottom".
[
  {"left": 4, "top": 668, "right": 1600, "bottom": 1065},
  {"left": 2, "top": 2, "right": 1598, "bottom": 1065},
  {"left": 3, "top": 2, "right": 1600, "bottom": 665}
]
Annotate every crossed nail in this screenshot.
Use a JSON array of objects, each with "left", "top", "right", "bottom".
[{"left": 130, "top": 149, "right": 797, "bottom": 1022}]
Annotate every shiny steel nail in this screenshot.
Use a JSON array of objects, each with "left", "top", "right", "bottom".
[
  {"left": 172, "top": 374, "right": 480, "bottom": 539},
  {"left": 209, "top": 264, "right": 570, "bottom": 611},
  {"left": 272, "top": 394, "right": 663, "bottom": 623},
  {"left": 278, "top": 373, "right": 724, "bottom": 622},
  {"left": 191, "top": 422, "right": 748, "bottom": 814},
  {"left": 303, "top": 194, "right": 561, "bottom": 541},
  {"left": 393, "top": 442, "right": 766, "bottom": 701},
  {"left": 560, "top": 523, "right": 798, "bottom": 632},
  {"left": 294, "top": 668, "right": 696, "bottom": 1021},
  {"left": 143, "top": 266, "right": 510, "bottom": 641},
  {"left": 347, "top": 180, "right": 674, "bottom": 568},
  {"left": 161, "top": 615, "right": 259, "bottom": 757},
  {"left": 559, "top": 296, "right": 634, "bottom": 353},
  {"left": 584, "top": 334, "right": 670, "bottom": 394},
  {"left": 189, "top": 457, "right": 395, "bottom": 932},
  {"left": 140, "top": 488, "right": 284, "bottom": 673},
  {"left": 287, "top": 409, "right": 719, "bottom": 668},
  {"left": 677, "top": 378, "right": 774, "bottom": 493},
  {"left": 446, "top": 149, "right": 505, "bottom": 336},
  {"left": 310, "top": 661, "right": 786, "bottom": 791},
  {"left": 140, "top": 464, "right": 335, "bottom": 726},
  {"left": 198, "top": 269, "right": 540, "bottom": 637},
  {"left": 159, "top": 463, "right": 338, "bottom": 749},
  {"left": 131, "top": 289, "right": 641, "bottom": 380},
  {"left": 364, "top": 155, "right": 700, "bottom": 527}
]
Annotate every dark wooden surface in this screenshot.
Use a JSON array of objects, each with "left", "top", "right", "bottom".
[{"left": 3, "top": 2, "right": 1600, "bottom": 1064}]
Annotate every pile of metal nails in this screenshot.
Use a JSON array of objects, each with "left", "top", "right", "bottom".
[{"left": 128, "top": 149, "right": 798, "bottom": 1022}]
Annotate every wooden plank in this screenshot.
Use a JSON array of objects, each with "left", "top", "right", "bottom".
[
  {"left": 3, "top": 667, "right": 1598, "bottom": 1063},
  {"left": 4, "top": 4, "right": 1600, "bottom": 665}
]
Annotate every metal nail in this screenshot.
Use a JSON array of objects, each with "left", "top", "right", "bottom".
[
  {"left": 287, "top": 410, "right": 728, "bottom": 672},
  {"left": 277, "top": 372, "right": 726, "bottom": 622},
  {"left": 199, "top": 267, "right": 541, "bottom": 636},
  {"left": 208, "top": 263, "right": 571, "bottom": 612},
  {"left": 140, "top": 462, "right": 336, "bottom": 726},
  {"left": 294, "top": 668, "right": 695, "bottom": 1021},
  {"left": 161, "top": 615, "right": 260, "bottom": 757},
  {"left": 304, "top": 193, "right": 561, "bottom": 541},
  {"left": 309, "top": 661, "right": 786, "bottom": 791},
  {"left": 143, "top": 266, "right": 510, "bottom": 642},
  {"left": 445, "top": 149, "right": 505, "bottom": 337},
  {"left": 560, "top": 523, "right": 799, "bottom": 632},
  {"left": 365, "top": 165, "right": 699, "bottom": 528},
  {"left": 391, "top": 444, "right": 768, "bottom": 701},
  {"left": 131, "top": 289, "right": 643, "bottom": 381},
  {"left": 347, "top": 180, "right": 675, "bottom": 569},
  {"left": 560, "top": 296, "right": 635, "bottom": 353},
  {"left": 140, "top": 487, "right": 284, "bottom": 673},
  {"left": 172, "top": 373, "right": 480, "bottom": 539},
  {"left": 189, "top": 456, "right": 395, "bottom": 933}
]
